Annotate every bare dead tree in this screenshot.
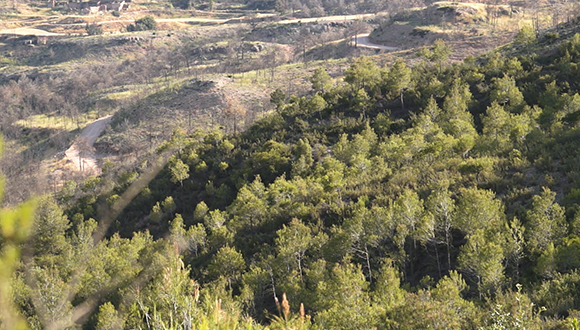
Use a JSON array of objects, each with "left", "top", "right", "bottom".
[
  {"left": 266, "top": 52, "right": 278, "bottom": 83},
  {"left": 485, "top": 0, "right": 500, "bottom": 29},
  {"left": 529, "top": 0, "right": 541, "bottom": 33},
  {"left": 295, "top": 27, "right": 313, "bottom": 65},
  {"left": 222, "top": 94, "right": 247, "bottom": 134},
  {"left": 551, "top": 0, "right": 566, "bottom": 28},
  {"left": 350, "top": 20, "right": 370, "bottom": 48},
  {"left": 385, "top": 0, "right": 406, "bottom": 21}
]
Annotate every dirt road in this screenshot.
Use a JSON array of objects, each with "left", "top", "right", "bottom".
[
  {"left": 65, "top": 115, "right": 112, "bottom": 174},
  {"left": 279, "top": 12, "right": 385, "bottom": 24},
  {"left": 0, "top": 11, "right": 388, "bottom": 34},
  {"left": 0, "top": 27, "right": 64, "bottom": 36},
  {"left": 63, "top": 12, "right": 387, "bottom": 26},
  {"left": 351, "top": 33, "right": 399, "bottom": 51}
]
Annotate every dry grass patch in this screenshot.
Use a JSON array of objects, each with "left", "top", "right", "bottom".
[{"left": 14, "top": 111, "right": 106, "bottom": 132}]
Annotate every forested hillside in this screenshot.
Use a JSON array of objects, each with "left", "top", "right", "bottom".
[{"left": 7, "top": 16, "right": 580, "bottom": 330}]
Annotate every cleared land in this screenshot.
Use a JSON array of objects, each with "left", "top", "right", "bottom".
[
  {"left": 0, "top": 27, "right": 64, "bottom": 35},
  {"left": 64, "top": 115, "right": 113, "bottom": 174}
]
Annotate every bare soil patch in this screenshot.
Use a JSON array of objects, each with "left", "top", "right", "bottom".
[{"left": 64, "top": 115, "right": 113, "bottom": 174}]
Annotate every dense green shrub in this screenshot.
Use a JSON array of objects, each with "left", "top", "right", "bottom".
[
  {"left": 85, "top": 23, "right": 103, "bottom": 35},
  {"left": 127, "top": 15, "right": 157, "bottom": 32}
]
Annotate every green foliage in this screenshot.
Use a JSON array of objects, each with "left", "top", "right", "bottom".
[
  {"left": 194, "top": 201, "right": 210, "bottom": 222},
  {"left": 483, "top": 285, "right": 543, "bottom": 330},
  {"left": 171, "top": 0, "right": 191, "bottom": 9},
  {"left": 270, "top": 88, "right": 286, "bottom": 111},
  {"left": 344, "top": 56, "right": 380, "bottom": 93},
  {"left": 275, "top": 218, "right": 322, "bottom": 281},
  {"left": 392, "top": 189, "right": 425, "bottom": 249},
  {"left": 535, "top": 271, "right": 580, "bottom": 316},
  {"left": 315, "top": 262, "right": 376, "bottom": 329},
  {"left": 458, "top": 229, "right": 505, "bottom": 295},
  {"left": 12, "top": 24, "right": 580, "bottom": 329},
  {"left": 393, "top": 272, "right": 477, "bottom": 329},
  {"left": 373, "top": 259, "right": 404, "bottom": 319},
  {"left": 515, "top": 25, "right": 536, "bottom": 46},
  {"left": 85, "top": 23, "right": 103, "bottom": 36},
  {"left": 544, "top": 32, "right": 559, "bottom": 43},
  {"left": 441, "top": 79, "right": 473, "bottom": 124},
  {"left": 561, "top": 33, "right": 580, "bottom": 59},
  {"left": 310, "top": 67, "right": 332, "bottom": 93},
  {"left": 127, "top": 15, "right": 157, "bottom": 32},
  {"left": 169, "top": 155, "right": 190, "bottom": 187},
  {"left": 455, "top": 187, "right": 504, "bottom": 235},
  {"left": 418, "top": 39, "right": 452, "bottom": 73},
  {"left": 228, "top": 177, "right": 267, "bottom": 234},
  {"left": 537, "top": 236, "right": 580, "bottom": 276},
  {"left": 57, "top": 180, "right": 77, "bottom": 204},
  {"left": 490, "top": 75, "right": 525, "bottom": 110},
  {"left": 208, "top": 245, "right": 246, "bottom": 289},
  {"left": 32, "top": 197, "right": 71, "bottom": 264},
  {"left": 250, "top": 141, "right": 291, "bottom": 182},
  {"left": 481, "top": 102, "right": 515, "bottom": 152},
  {"left": 525, "top": 188, "right": 567, "bottom": 257},
  {"left": 0, "top": 137, "right": 36, "bottom": 330},
  {"left": 385, "top": 58, "right": 412, "bottom": 110},
  {"left": 95, "top": 302, "right": 124, "bottom": 330},
  {"left": 306, "top": 94, "right": 327, "bottom": 117},
  {"left": 292, "top": 138, "right": 314, "bottom": 176},
  {"left": 426, "top": 186, "right": 456, "bottom": 271}
]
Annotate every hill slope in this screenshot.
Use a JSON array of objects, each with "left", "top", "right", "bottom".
[{"left": 11, "top": 19, "right": 580, "bottom": 328}]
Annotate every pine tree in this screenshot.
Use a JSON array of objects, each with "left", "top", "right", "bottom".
[
  {"left": 426, "top": 187, "right": 456, "bottom": 272},
  {"left": 310, "top": 67, "right": 332, "bottom": 93},
  {"left": 525, "top": 188, "right": 567, "bottom": 256},
  {"left": 458, "top": 229, "right": 505, "bottom": 296},
  {"left": 385, "top": 58, "right": 412, "bottom": 110},
  {"left": 490, "top": 75, "right": 525, "bottom": 111},
  {"left": 168, "top": 156, "right": 190, "bottom": 188},
  {"left": 275, "top": 218, "right": 314, "bottom": 281},
  {"left": 208, "top": 245, "right": 246, "bottom": 290}
]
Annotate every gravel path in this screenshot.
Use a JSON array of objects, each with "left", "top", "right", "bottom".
[
  {"left": 65, "top": 115, "right": 113, "bottom": 174},
  {"left": 351, "top": 33, "right": 400, "bottom": 51},
  {"left": 278, "top": 12, "right": 385, "bottom": 24},
  {"left": 0, "top": 27, "right": 64, "bottom": 36},
  {"left": 58, "top": 12, "right": 387, "bottom": 26},
  {"left": 0, "top": 12, "right": 388, "bottom": 33}
]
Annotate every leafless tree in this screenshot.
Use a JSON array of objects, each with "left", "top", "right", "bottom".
[
  {"left": 295, "top": 27, "right": 314, "bottom": 64},
  {"left": 265, "top": 52, "right": 278, "bottom": 83},
  {"left": 75, "top": 138, "right": 96, "bottom": 173},
  {"left": 485, "top": 0, "right": 503, "bottom": 29},
  {"left": 551, "top": 0, "right": 566, "bottom": 28},
  {"left": 531, "top": 2, "right": 541, "bottom": 33},
  {"left": 385, "top": 0, "right": 410, "bottom": 20},
  {"left": 222, "top": 94, "right": 247, "bottom": 134},
  {"left": 350, "top": 21, "right": 369, "bottom": 48}
]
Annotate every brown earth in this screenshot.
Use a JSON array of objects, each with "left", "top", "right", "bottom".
[{"left": 64, "top": 115, "right": 113, "bottom": 175}]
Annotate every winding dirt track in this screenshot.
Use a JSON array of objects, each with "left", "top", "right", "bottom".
[
  {"left": 352, "top": 33, "right": 400, "bottom": 51},
  {"left": 0, "top": 27, "right": 64, "bottom": 36},
  {"left": 45, "top": 12, "right": 388, "bottom": 27},
  {"left": 278, "top": 12, "right": 385, "bottom": 24},
  {"left": 0, "top": 12, "right": 389, "bottom": 35},
  {"left": 64, "top": 115, "right": 112, "bottom": 174}
]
